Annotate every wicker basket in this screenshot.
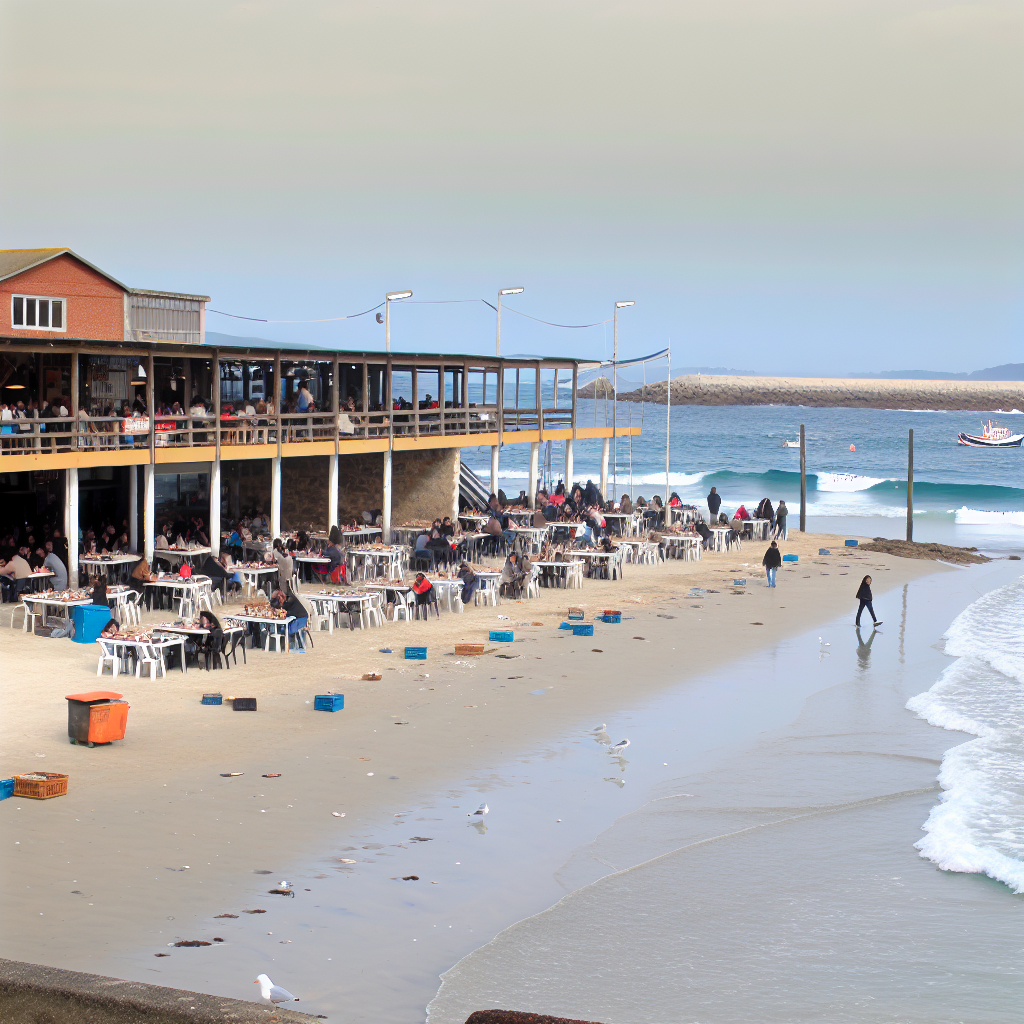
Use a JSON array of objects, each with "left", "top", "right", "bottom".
[{"left": 14, "top": 772, "right": 69, "bottom": 800}]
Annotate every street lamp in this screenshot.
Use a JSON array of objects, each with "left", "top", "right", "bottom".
[
  {"left": 495, "top": 287, "right": 524, "bottom": 357},
  {"left": 612, "top": 300, "right": 634, "bottom": 496},
  {"left": 384, "top": 290, "right": 413, "bottom": 354}
]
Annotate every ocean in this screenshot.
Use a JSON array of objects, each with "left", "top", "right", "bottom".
[
  {"left": 907, "top": 576, "right": 1024, "bottom": 893},
  {"left": 464, "top": 403, "right": 1024, "bottom": 553},
  {"left": 427, "top": 564, "right": 1024, "bottom": 1024}
]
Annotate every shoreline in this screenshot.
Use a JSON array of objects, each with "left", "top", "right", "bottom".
[{"left": 0, "top": 534, "right": 952, "bottom": 1020}]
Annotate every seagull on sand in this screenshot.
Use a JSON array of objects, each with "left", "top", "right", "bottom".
[
  {"left": 609, "top": 739, "right": 630, "bottom": 756},
  {"left": 469, "top": 803, "right": 489, "bottom": 816},
  {"left": 255, "top": 974, "right": 299, "bottom": 1009}
]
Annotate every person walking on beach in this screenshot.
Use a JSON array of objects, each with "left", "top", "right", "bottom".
[
  {"left": 707, "top": 486, "right": 722, "bottom": 518},
  {"left": 762, "top": 540, "right": 782, "bottom": 587},
  {"left": 855, "top": 575, "right": 882, "bottom": 628},
  {"left": 774, "top": 500, "right": 789, "bottom": 540}
]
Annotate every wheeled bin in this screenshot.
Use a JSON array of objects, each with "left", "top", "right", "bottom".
[
  {"left": 72, "top": 604, "right": 111, "bottom": 644},
  {"left": 65, "top": 691, "right": 130, "bottom": 747}
]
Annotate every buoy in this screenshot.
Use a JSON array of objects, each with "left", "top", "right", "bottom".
[{"left": 849, "top": 444, "right": 856, "bottom": 451}]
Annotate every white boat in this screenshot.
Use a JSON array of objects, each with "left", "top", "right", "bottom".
[
  {"left": 781, "top": 439, "right": 800, "bottom": 448},
  {"left": 957, "top": 420, "right": 1023, "bottom": 448}
]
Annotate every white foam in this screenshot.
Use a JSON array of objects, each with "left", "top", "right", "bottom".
[
  {"left": 814, "top": 472, "right": 889, "bottom": 492},
  {"left": 907, "top": 576, "right": 1024, "bottom": 892},
  {"left": 954, "top": 507, "right": 1024, "bottom": 528}
]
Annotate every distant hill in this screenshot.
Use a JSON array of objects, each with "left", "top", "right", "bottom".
[{"left": 845, "top": 364, "right": 1024, "bottom": 382}]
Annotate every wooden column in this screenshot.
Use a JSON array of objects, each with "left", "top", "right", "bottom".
[
  {"left": 600, "top": 438, "right": 610, "bottom": 500},
  {"left": 564, "top": 438, "right": 574, "bottom": 491},
  {"left": 528, "top": 442, "right": 540, "bottom": 508},
  {"left": 799, "top": 423, "right": 807, "bottom": 533},
  {"left": 906, "top": 428, "right": 914, "bottom": 542},
  {"left": 128, "top": 466, "right": 138, "bottom": 554}
]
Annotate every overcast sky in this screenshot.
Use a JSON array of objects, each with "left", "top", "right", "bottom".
[{"left": 1, "top": 0, "right": 1021, "bottom": 374}]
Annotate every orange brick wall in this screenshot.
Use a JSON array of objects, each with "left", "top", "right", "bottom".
[{"left": 1, "top": 254, "right": 125, "bottom": 341}]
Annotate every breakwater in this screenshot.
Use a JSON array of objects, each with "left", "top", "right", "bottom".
[{"left": 580, "top": 375, "right": 1023, "bottom": 411}]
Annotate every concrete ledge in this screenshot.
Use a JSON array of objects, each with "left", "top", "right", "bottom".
[
  {"left": 0, "top": 959, "right": 317, "bottom": 1024},
  {"left": 465, "top": 1013, "right": 605, "bottom": 1024}
]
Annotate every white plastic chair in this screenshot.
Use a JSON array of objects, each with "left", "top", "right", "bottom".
[
  {"left": 264, "top": 623, "right": 286, "bottom": 653},
  {"left": 475, "top": 578, "right": 499, "bottom": 607},
  {"left": 390, "top": 590, "right": 412, "bottom": 621},
  {"left": 305, "top": 598, "right": 334, "bottom": 634},
  {"left": 525, "top": 567, "right": 541, "bottom": 600},
  {"left": 96, "top": 640, "right": 120, "bottom": 678},
  {"left": 365, "top": 592, "right": 385, "bottom": 627},
  {"left": 135, "top": 641, "right": 166, "bottom": 680},
  {"left": 8, "top": 602, "right": 26, "bottom": 630}
]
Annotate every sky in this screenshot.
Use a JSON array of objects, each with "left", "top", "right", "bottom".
[{"left": 1, "top": 0, "right": 1021, "bottom": 375}]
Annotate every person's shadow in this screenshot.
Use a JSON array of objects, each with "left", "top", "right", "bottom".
[{"left": 855, "top": 626, "right": 878, "bottom": 672}]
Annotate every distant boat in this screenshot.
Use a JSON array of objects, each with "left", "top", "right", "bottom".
[
  {"left": 781, "top": 439, "right": 800, "bottom": 448},
  {"left": 957, "top": 420, "right": 1023, "bottom": 448}
]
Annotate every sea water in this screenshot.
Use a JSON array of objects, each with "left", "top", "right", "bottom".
[
  {"left": 907, "top": 575, "right": 1024, "bottom": 892},
  {"left": 427, "top": 564, "right": 1024, "bottom": 1024},
  {"left": 464, "top": 404, "right": 1024, "bottom": 552}
]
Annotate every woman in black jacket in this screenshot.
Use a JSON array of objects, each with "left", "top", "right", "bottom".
[
  {"left": 762, "top": 540, "right": 782, "bottom": 587},
  {"left": 855, "top": 576, "right": 882, "bottom": 628}
]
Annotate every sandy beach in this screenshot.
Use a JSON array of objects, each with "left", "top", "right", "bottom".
[{"left": 0, "top": 530, "right": 950, "bottom": 1020}]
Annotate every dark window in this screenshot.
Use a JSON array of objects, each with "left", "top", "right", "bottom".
[
  {"left": 25, "top": 299, "right": 36, "bottom": 327},
  {"left": 51, "top": 300, "right": 62, "bottom": 329},
  {"left": 12, "top": 296, "right": 23, "bottom": 326},
  {"left": 38, "top": 301, "right": 49, "bottom": 328}
]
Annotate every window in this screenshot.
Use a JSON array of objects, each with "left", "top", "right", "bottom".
[{"left": 11, "top": 295, "right": 65, "bottom": 332}]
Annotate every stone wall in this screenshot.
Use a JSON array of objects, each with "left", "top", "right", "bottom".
[
  {"left": 218, "top": 449, "right": 460, "bottom": 531},
  {"left": 392, "top": 448, "right": 459, "bottom": 524},
  {"left": 611, "top": 375, "right": 1024, "bottom": 411},
  {"left": 281, "top": 455, "right": 329, "bottom": 532}
]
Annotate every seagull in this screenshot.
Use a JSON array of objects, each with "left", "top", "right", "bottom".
[
  {"left": 609, "top": 739, "right": 630, "bottom": 756},
  {"left": 469, "top": 803, "right": 489, "bottom": 816},
  {"left": 592, "top": 724, "right": 607, "bottom": 733},
  {"left": 255, "top": 974, "right": 299, "bottom": 1008},
  {"left": 818, "top": 637, "right": 830, "bottom": 647}
]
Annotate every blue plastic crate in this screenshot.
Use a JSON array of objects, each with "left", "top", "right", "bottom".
[
  {"left": 314, "top": 694, "right": 345, "bottom": 712},
  {"left": 201, "top": 693, "right": 223, "bottom": 706},
  {"left": 0, "top": 778, "right": 14, "bottom": 801},
  {"left": 732, "top": 579, "right": 747, "bottom": 586},
  {"left": 600, "top": 614, "right": 621, "bottom": 624},
  {"left": 782, "top": 553, "right": 799, "bottom": 562},
  {"left": 405, "top": 646, "right": 427, "bottom": 660},
  {"left": 572, "top": 624, "right": 594, "bottom": 637},
  {"left": 567, "top": 611, "right": 585, "bottom": 621},
  {"left": 559, "top": 621, "right": 573, "bottom": 630},
  {"left": 818, "top": 548, "right": 831, "bottom": 555},
  {"left": 489, "top": 630, "right": 514, "bottom": 643},
  {"left": 845, "top": 539, "right": 859, "bottom": 547}
]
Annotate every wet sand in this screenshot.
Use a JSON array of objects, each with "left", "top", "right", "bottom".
[{"left": 1, "top": 532, "right": 942, "bottom": 1020}]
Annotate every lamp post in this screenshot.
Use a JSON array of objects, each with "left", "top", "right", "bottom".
[
  {"left": 384, "top": 290, "right": 413, "bottom": 354},
  {"left": 495, "top": 287, "right": 524, "bottom": 357},
  {"left": 612, "top": 300, "right": 634, "bottom": 497}
]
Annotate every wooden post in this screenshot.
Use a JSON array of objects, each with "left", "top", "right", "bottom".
[
  {"left": 600, "top": 437, "right": 610, "bottom": 499},
  {"left": 273, "top": 353, "right": 282, "bottom": 455},
  {"left": 128, "top": 465, "right": 138, "bottom": 554},
  {"left": 382, "top": 448, "right": 392, "bottom": 543},
  {"left": 907, "top": 428, "right": 914, "bottom": 542},
  {"left": 70, "top": 351, "right": 79, "bottom": 447},
  {"left": 799, "top": 423, "right": 807, "bottom": 533},
  {"left": 528, "top": 442, "right": 540, "bottom": 508},
  {"left": 564, "top": 437, "right": 574, "bottom": 491}
]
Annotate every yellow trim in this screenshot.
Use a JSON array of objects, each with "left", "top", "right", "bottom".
[{"left": 0, "top": 425, "right": 641, "bottom": 472}]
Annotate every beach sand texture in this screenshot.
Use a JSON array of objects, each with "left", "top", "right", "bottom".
[{"left": 1, "top": 534, "right": 946, "bottom": 1019}]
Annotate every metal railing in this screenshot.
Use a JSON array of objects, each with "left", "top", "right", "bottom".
[{"left": 0, "top": 403, "right": 572, "bottom": 455}]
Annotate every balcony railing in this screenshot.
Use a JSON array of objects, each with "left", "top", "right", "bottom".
[{"left": 0, "top": 404, "right": 575, "bottom": 455}]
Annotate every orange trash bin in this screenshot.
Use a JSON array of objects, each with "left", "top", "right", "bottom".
[{"left": 66, "top": 691, "right": 130, "bottom": 747}]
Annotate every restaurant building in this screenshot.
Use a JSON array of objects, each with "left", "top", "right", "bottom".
[{"left": 1, "top": 248, "right": 635, "bottom": 580}]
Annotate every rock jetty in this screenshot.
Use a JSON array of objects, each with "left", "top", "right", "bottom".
[{"left": 599, "top": 375, "right": 1023, "bottom": 411}]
